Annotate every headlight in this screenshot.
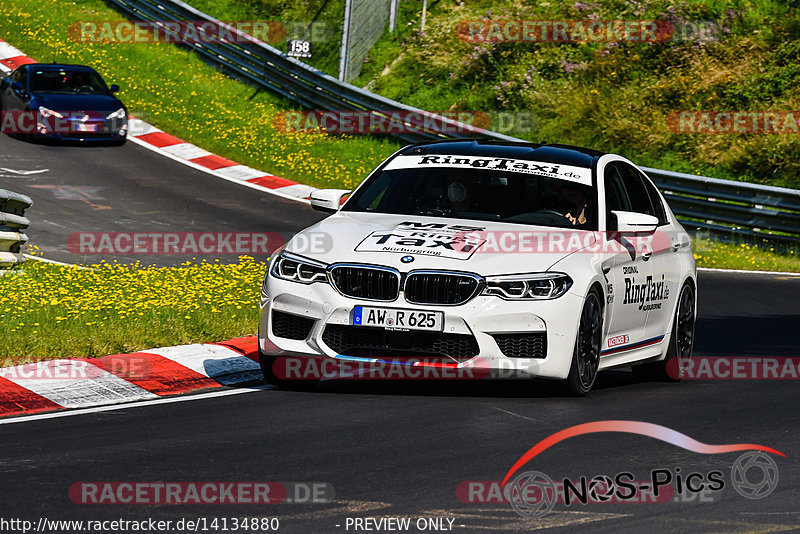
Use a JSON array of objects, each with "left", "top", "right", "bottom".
[
  {"left": 483, "top": 273, "right": 573, "bottom": 300},
  {"left": 38, "top": 106, "right": 63, "bottom": 119},
  {"left": 106, "top": 108, "right": 126, "bottom": 120},
  {"left": 270, "top": 251, "right": 328, "bottom": 284}
]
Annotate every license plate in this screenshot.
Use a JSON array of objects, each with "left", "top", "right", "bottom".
[
  {"left": 75, "top": 123, "right": 98, "bottom": 132},
  {"left": 353, "top": 306, "right": 443, "bottom": 331}
]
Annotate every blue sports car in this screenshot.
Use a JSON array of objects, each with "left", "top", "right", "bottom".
[{"left": 0, "top": 63, "right": 127, "bottom": 145}]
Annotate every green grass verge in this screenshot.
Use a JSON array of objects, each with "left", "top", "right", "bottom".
[
  {"left": 0, "top": 0, "right": 400, "bottom": 190},
  {"left": 0, "top": 257, "right": 265, "bottom": 364},
  {"left": 693, "top": 239, "right": 800, "bottom": 272}
]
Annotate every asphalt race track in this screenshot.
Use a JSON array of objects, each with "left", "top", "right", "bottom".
[
  {"left": 0, "top": 134, "right": 323, "bottom": 265},
  {"left": 1, "top": 133, "right": 799, "bottom": 532}
]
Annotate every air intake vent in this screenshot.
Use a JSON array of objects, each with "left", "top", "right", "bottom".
[
  {"left": 491, "top": 333, "right": 547, "bottom": 358},
  {"left": 271, "top": 310, "right": 315, "bottom": 340},
  {"left": 404, "top": 272, "right": 482, "bottom": 305},
  {"left": 330, "top": 265, "right": 400, "bottom": 301},
  {"left": 322, "top": 324, "right": 479, "bottom": 362}
]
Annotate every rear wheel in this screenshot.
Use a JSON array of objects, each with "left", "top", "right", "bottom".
[
  {"left": 633, "top": 281, "right": 695, "bottom": 381},
  {"left": 564, "top": 288, "right": 603, "bottom": 396}
]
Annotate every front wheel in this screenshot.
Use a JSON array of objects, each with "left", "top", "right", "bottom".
[
  {"left": 632, "top": 281, "right": 696, "bottom": 381},
  {"left": 259, "top": 352, "right": 281, "bottom": 386},
  {"left": 259, "top": 351, "right": 318, "bottom": 389},
  {"left": 564, "top": 288, "right": 603, "bottom": 396}
]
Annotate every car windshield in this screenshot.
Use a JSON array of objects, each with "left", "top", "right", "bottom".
[
  {"left": 344, "top": 165, "right": 597, "bottom": 230},
  {"left": 30, "top": 70, "right": 108, "bottom": 94}
]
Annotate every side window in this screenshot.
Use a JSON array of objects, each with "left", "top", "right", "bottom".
[
  {"left": 638, "top": 172, "right": 668, "bottom": 225},
  {"left": 353, "top": 171, "right": 392, "bottom": 211},
  {"left": 604, "top": 164, "right": 631, "bottom": 230},
  {"left": 616, "top": 162, "right": 657, "bottom": 218},
  {"left": 11, "top": 67, "right": 27, "bottom": 85}
]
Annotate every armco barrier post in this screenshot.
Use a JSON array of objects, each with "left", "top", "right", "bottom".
[{"left": 0, "top": 189, "right": 33, "bottom": 269}]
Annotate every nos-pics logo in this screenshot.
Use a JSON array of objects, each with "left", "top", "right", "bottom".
[{"left": 501, "top": 421, "right": 784, "bottom": 519}]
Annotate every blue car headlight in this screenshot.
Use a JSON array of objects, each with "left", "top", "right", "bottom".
[
  {"left": 38, "top": 106, "right": 64, "bottom": 119},
  {"left": 106, "top": 108, "right": 126, "bottom": 120}
]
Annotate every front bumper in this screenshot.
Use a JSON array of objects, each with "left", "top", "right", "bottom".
[
  {"left": 35, "top": 117, "right": 127, "bottom": 142},
  {"left": 258, "top": 275, "right": 584, "bottom": 380}
]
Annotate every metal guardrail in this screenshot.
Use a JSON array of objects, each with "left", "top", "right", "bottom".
[
  {"left": 106, "top": 0, "right": 519, "bottom": 145},
  {"left": 643, "top": 167, "right": 800, "bottom": 245},
  {"left": 107, "top": 0, "right": 800, "bottom": 246},
  {"left": 0, "top": 189, "right": 32, "bottom": 268}
]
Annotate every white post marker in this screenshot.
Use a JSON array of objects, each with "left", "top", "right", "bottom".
[{"left": 338, "top": 0, "right": 353, "bottom": 82}]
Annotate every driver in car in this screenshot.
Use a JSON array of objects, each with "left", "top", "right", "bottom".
[
  {"left": 447, "top": 179, "right": 474, "bottom": 211},
  {"left": 415, "top": 173, "right": 477, "bottom": 215},
  {"left": 536, "top": 180, "right": 590, "bottom": 227},
  {"left": 566, "top": 197, "right": 588, "bottom": 226},
  {"left": 70, "top": 72, "right": 91, "bottom": 92}
]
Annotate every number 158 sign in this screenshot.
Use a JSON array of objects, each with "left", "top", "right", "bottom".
[{"left": 287, "top": 39, "right": 312, "bottom": 58}]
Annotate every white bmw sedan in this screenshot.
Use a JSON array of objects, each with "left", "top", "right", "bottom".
[{"left": 258, "top": 140, "right": 697, "bottom": 395}]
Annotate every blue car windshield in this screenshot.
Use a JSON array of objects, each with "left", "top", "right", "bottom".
[{"left": 30, "top": 70, "right": 108, "bottom": 94}]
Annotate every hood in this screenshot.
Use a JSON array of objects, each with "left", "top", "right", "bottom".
[
  {"left": 32, "top": 93, "right": 124, "bottom": 114},
  {"left": 284, "top": 212, "right": 597, "bottom": 275}
]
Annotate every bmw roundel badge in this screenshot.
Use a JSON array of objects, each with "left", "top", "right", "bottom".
[{"left": 401, "top": 255, "right": 415, "bottom": 264}]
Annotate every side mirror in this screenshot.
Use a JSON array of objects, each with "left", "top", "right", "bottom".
[
  {"left": 309, "top": 189, "right": 351, "bottom": 213},
  {"left": 11, "top": 81, "right": 23, "bottom": 91},
  {"left": 611, "top": 210, "right": 659, "bottom": 234},
  {"left": 109, "top": 84, "right": 120, "bottom": 93}
]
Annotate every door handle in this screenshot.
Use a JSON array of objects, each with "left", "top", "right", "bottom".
[
  {"left": 642, "top": 251, "right": 652, "bottom": 261},
  {"left": 671, "top": 241, "right": 681, "bottom": 252}
]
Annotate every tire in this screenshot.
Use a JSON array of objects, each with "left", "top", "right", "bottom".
[
  {"left": 259, "top": 351, "right": 281, "bottom": 386},
  {"left": 564, "top": 288, "right": 603, "bottom": 396},
  {"left": 632, "top": 281, "right": 696, "bottom": 381},
  {"left": 258, "top": 351, "right": 318, "bottom": 389},
  {"left": 20, "top": 108, "right": 34, "bottom": 142}
]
